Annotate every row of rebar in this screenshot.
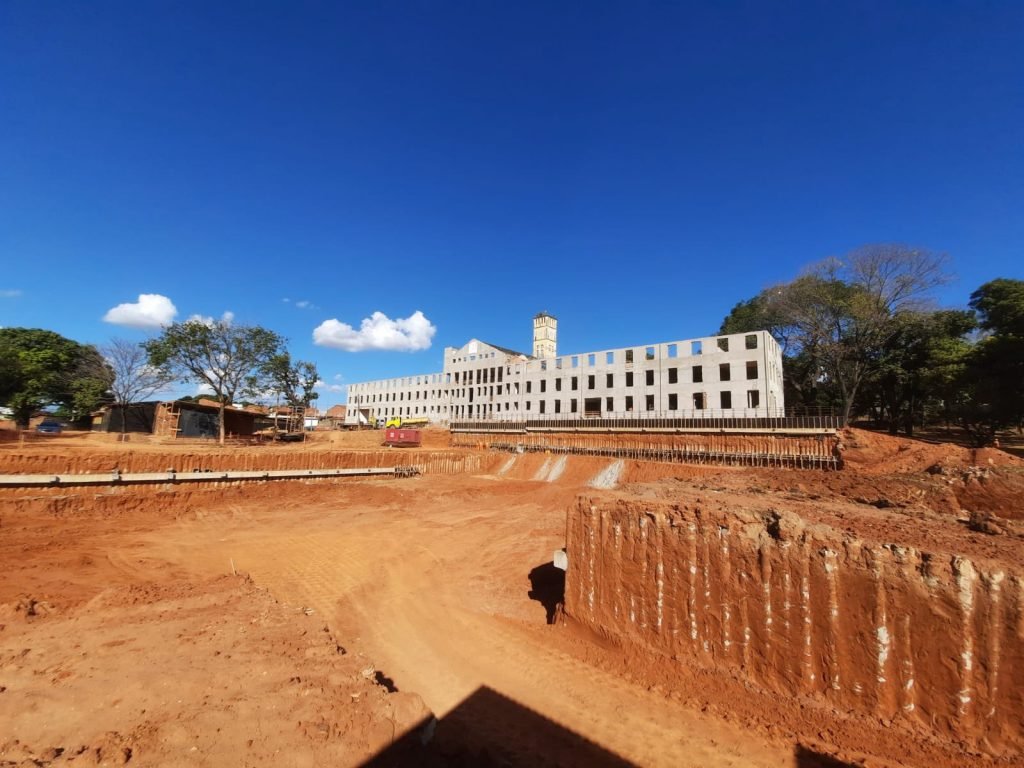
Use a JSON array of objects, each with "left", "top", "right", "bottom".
[
  {"left": 451, "top": 413, "right": 841, "bottom": 432},
  {"left": 452, "top": 434, "right": 841, "bottom": 470}
]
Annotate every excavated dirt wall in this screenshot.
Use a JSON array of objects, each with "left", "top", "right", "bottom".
[
  {"left": 453, "top": 431, "right": 840, "bottom": 469},
  {"left": 564, "top": 496, "right": 1024, "bottom": 756},
  {"left": 0, "top": 449, "right": 487, "bottom": 476}
]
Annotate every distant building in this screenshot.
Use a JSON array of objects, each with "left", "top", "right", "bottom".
[
  {"left": 318, "top": 404, "right": 348, "bottom": 429},
  {"left": 345, "top": 315, "right": 785, "bottom": 425},
  {"left": 93, "top": 400, "right": 263, "bottom": 438}
]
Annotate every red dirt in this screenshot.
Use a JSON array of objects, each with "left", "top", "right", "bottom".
[{"left": 2, "top": 428, "right": 1022, "bottom": 766}]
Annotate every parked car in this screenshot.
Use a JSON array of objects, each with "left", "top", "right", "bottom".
[{"left": 35, "top": 419, "right": 63, "bottom": 435}]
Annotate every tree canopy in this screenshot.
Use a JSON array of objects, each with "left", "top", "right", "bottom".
[
  {"left": 144, "top": 319, "right": 285, "bottom": 444},
  {"left": 720, "top": 244, "right": 952, "bottom": 426},
  {"left": 0, "top": 328, "right": 113, "bottom": 427},
  {"left": 265, "top": 353, "right": 320, "bottom": 408},
  {"left": 958, "top": 279, "right": 1024, "bottom": 443}
]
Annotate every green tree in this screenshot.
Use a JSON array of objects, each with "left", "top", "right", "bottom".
[
  {"left": 720, "top": 244, "right": 950, "bottom": 425},
  {"left": 959, "top": 279, "right": 1024, "bottom": 443},
  {"left": 859, "top": 309, "right": 975, "bottom": 435},
  {"left": 144, "top": 319, "right": 285, "bottom": 444},
  {"left": 0, "top": 328, "right": 113, "bottom": 427},
  {"left": 265, "top": 353, "right": 320, "bottom": 408}
]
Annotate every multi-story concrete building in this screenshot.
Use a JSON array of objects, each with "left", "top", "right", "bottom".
[{"left": 344, "top": 313, "right": 785, "bottom": 425}]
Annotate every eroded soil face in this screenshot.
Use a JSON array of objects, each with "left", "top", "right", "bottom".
[{"left": 1, "top": 429, "right": 1022, "bottom": 767}]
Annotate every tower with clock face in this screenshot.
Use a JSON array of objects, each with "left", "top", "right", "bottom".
[{"left": 532, "top": 312, "right": 557, "bottom": 359}]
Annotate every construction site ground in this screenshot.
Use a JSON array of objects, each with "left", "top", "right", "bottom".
[{"left": 1, "top": 428, "right": 1022, "bottom": 767}]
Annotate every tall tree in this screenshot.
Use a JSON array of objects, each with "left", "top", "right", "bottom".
[
  {"left": 144, "top": 319, "right": 285, "bottom": 444},
  {"left": 859, "top": 309, "right": 975, "bottom": 435},
  {"left": 959, "top": 279, "right": 1024, "bottom": 443},
  {"left": 0, "top": 328, "right": 113, "bottom": 427},
  {"left": 720, "top": 244, "right": 950, "bottom": 425},
  {"left": 265, "top": 353, "right": 320, "bottom": 408},
  {"left": 102, "top": 338, "right": 176, "bottom": 436}
]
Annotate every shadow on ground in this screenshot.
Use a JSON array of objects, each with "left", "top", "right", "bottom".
[
  {"left": 794, "top": 743, "right": 861, "bottom": 767},
  {"left": 361, "top": 685, "right": 633, "bottom": 767},
  {"left": 527, "top": 561, "right": 565, "bottom": 624}
]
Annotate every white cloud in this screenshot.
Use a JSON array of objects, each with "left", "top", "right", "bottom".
[
  {"left": 186, "top": 310, "right": 235, "bottom": 327},
  {"left": 313, "top": 310, "right": 436, "bottom": 352},
  {"left": 315, "top": 379, "right": 346, "bottom": 393},
  {"left": 103, "top": 293, "right": 178, "bottom": 328},
  {"left": 0, "top": 289, "right": 22, "bottom": 298}
]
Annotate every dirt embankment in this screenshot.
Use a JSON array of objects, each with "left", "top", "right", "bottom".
[
  {"left": 0, "top": 447, "right": 488, "bottom": 476},
  {"left": 564, "top": 493, "right": 1024, "bottom": 758}
]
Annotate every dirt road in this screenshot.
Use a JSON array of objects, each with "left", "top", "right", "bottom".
[{"left": 121, "top": 476, "right": 803, "bottom": 767}]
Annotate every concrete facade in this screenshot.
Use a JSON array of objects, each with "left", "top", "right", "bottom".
[{"left": 345, "top": 319, "right": 785, "bottom": 425}]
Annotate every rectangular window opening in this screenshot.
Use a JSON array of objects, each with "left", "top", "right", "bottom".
[
  {"left": 745, "top": 334, "right": 758, "bottom": 350},
  {"left": 693, "top": 365, "right": 703, "bottom": 383},
  {"left": 719, "top": 363, "right": 731, "bottom": 382},
  {"left": 747, "top": 361, "right": 758, "bottom": 380},
  {"left": 691, "top": 340, "right": 703, "bottom": 355}
]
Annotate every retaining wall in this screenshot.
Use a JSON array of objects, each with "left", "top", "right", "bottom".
[
  {"left": 564, "top": 496, "right": 1023, "bottom": 754},
  {"left": 454, "top": 431, "right": 840, "bottom": 469},
  {"left": 0, "top": 449, "right": 485, "bottom": 477}
]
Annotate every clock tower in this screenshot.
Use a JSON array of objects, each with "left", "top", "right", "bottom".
[{"left": 532, "top": 312, "right": 557, "bottom": 359}]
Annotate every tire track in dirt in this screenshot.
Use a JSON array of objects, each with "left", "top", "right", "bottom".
[{"left": 196, "top": 517, "right": 795, "bottom": 767}]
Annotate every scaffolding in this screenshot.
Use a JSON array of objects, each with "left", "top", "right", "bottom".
[{"left": 154, "top": 401, "right": 182, "bottom": 438}]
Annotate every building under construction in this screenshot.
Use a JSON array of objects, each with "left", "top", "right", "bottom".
[{"left": 345, "top": 313, "right": 785, "bottom": 426}]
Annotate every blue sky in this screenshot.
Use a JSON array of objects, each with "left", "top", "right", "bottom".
[{"left": 1, "top": 2, "right": 1021, "bottom": 406}]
